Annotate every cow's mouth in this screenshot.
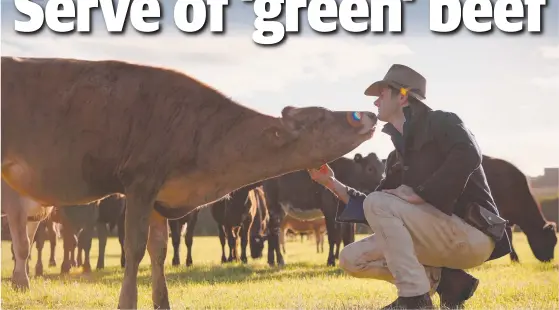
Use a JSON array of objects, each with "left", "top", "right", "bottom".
[{"left": 358, "top": 125, "right": 377, "bottom": 137}]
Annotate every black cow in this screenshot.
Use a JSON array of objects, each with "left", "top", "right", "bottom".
[
  {"left": 57, "top": 194, "right": 126, "bottom": 273},
  {"left": 211, "top": 183, "right": 263, "bottom": 264},
  {"left": 262, "top": 152, "right": 385, "bottom": 267},
  {"left": 92, "top": 194, "right": 126, "bottom": 269},
  {"left": 249, "top": 186, "right": 269, "bottom": 260},
  {"left": 168, "top": 210, "right": 200, "bottom": 267}
]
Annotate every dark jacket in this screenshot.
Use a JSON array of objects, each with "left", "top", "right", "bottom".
[{"left": 338, "top": 102, "right": 511, "bottom": 261}]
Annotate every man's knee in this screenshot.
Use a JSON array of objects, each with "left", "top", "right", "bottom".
[
  {"left": 338, "top": 245, "right": 364, "bottom": 277},
  {"left": 364, "top": 191, "right": 397, "bottom": 217},
  {"left": 338, "top": 246, "right": 354, "bottom": 272}
]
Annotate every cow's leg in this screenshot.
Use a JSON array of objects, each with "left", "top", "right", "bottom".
[
  {"left": 262, "top": 183, "right": 283, "bottom": 267},
  {"left": 118, "top": 211, "right": 126, "bottom": 268},
  {"left": 77, "top": 247, "right": 83, "bottom": 267},
  {"left": 185, "top": 213, "right": 198, "bottom": 267},
  {"left": 315, "top": 228, "right": 320, "bottom": 254},
  {"left": 507, "top": 225, "right": 519, "bottom": 262},
  {"left": 334, "top": 224, "right": 342, "bottom": 260},
  {"left": 169, "top": 220, "right": 181, "bottom": 266},
  {"left": 227, "top": 226, "right": 238, "bottom": 262},
  {"left": 61, "top": 227, "right": 77, "bottom": 274},
  {"left": 70, "top": 243, "right": 77, "bottom": 267},
  {"left": 117, "top": 188, "right": 156, "bottom": 310},
  {"left": 325, "top": 218, "right": 340, "bottom": 266},
  {"left": 78, "top": 227, "right": 93, "bottom": 273},
  {"left": 334, "top": 239, "right": 341, "bottom": 260},
  {"left": 26, "top": 221, "right": 40, "bottom": 274},
  {"left": 280, "top": 227, "right": 286, "bottom": 254},
  {"left": 268, "top": 240, "right": 275, "bottom": 266},
  {"left": 218, "top": 225, "right": 227, "bottom": 263},
  {"left": 147, "top": 209, "right": 170, "bottom": 310},
  {"left": 342, "top": 223, "right": 355, "bottom": 246},
  {"left": 76, "top": 230, "right": 83, "bottom": 267},
  {"left": 48, "top": 222, "right": 58, "bottom": 267},
  {"left": 34, "top": 222, "right": 46, "bottom": 277},
  {"left": 240, "top": 218, "right": 251, "bottom": 264},
  {"left": 7, "top": 206, "right": 36, "bottom": 290},
  {"left": 267, "top": 211, "right": 284, "bottom": 267},
  {"left": 96, "top": 222, "right": 108, "bottom": 269}
]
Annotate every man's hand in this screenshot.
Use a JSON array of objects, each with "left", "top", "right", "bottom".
[
  {"left": 308, "top": 164, "right": 334, "bottom": 187},
  {"left": 383, "top": 185, "right": 425, "bottom": 204},
  {"left": 308, "top": 165, "right": 351, "bottom": 204}
]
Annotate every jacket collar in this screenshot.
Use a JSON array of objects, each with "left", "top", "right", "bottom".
[
  {"left": 380, "top": 105, "right": 414, "bottom": 137},
  {"left": 380, "top": 101, "right": 432, "bottom": 153}
]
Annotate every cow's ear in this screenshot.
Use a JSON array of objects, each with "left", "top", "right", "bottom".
[
  {"left": 354, "top": 153, "right": 363, "bottom": 162},
  {"left": 281, "top": 106, "right": 305, "bottom": 133}
]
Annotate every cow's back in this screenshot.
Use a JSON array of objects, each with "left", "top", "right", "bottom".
[
  {"left": 2, "top": 57, "right": 132, "bottom": 203},
  {"left": 2, "top": 57, "right": 137, "bottom": 151},
  {"left": 1, "top": 56, "right": 252, "bottom": 206},
  {"left": 482, "top": 155, "right": 541, "bottom": 225}
]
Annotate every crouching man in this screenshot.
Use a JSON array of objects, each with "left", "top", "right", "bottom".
[{"left": 308, "top": 64, "right": 511, "bottom": 309}]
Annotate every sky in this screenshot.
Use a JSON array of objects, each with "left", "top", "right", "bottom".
[{"left": 1, "top": 0, "right": 558, "bottom": 177}]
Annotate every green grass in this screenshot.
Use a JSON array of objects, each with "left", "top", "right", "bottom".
[{"left": 2, "top": 233, "right": 558, "bottom": 309}]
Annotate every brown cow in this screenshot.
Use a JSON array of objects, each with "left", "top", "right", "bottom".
[
  {"left": 280, "top": 212, "right": 326, "bottom": 253},
  {"left": 1, "top": 56, "right": 376, "bottom": 308},
  {"left": 1, "top": 180, "right": 53, "bottom": 290}
]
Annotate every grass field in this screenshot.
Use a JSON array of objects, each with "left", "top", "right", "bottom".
[{"left": 1, "top": 232, "right": 558, "bottom": 309}]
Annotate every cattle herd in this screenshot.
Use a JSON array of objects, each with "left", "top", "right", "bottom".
[{"left": 1, "top": 56, "right": 557, "bottom": 309}]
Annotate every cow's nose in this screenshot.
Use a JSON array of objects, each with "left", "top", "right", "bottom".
[
  {"left": 362, "top": 112, "right": 377, "bottom": 124},
  {"left": 347, "top": 111, "right": 377, "bottom": 132}
]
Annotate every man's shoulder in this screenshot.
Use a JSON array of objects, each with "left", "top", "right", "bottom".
[
  {"left": 425, "top": 109, "right": 478, "bottom": 145},
  {"left": 425, "top": 109, "right": 465, "bottom": 128}
]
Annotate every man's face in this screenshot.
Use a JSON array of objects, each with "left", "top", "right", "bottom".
[{"left": 374, "top": 86, "right": 404, "bottom": 122}]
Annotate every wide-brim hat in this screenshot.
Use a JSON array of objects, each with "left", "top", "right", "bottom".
[{"left": 364, "top": 64, "right": 426, "bottom": 100}]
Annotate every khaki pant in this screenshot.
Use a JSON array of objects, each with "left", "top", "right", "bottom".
[{"left": 339, "top": 191, "right": 495, "bottom": 297}]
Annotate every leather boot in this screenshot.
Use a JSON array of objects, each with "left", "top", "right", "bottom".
[
  {"left": 436, "top": 268, "right": 479, "bottom": 309},
  {"left": 380, "top": 293, "right": 434, "bottom": 309}
]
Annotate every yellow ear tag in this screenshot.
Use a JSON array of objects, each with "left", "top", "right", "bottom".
[{"left": 400, "top": 88, "right": 408, "bottom": 96}]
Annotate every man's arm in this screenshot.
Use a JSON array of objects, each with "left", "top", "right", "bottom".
[
  {"left": 323, "top": 178, "right": 365, "bottom": 205},
  {"left": 323, "top": 178, "right": 369, "bottom": 223},
  {"left": 414, "top": 111, "right": 483, "bottom": 216}
]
